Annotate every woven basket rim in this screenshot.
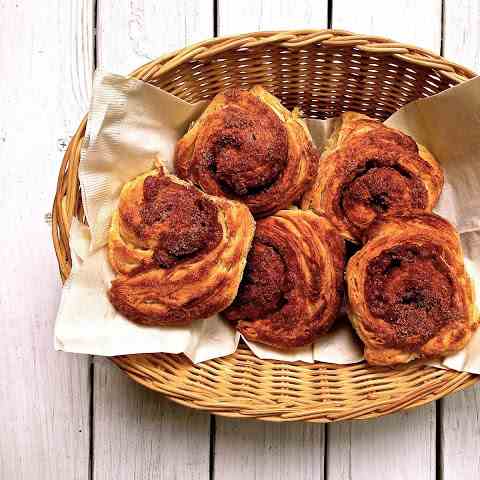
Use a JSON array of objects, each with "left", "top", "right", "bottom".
[{"left": 52, "top": 29, "right": 479, "bottom": 422}]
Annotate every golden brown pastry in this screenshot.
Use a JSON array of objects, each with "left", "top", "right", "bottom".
[
  {"left": 302, "top": 112, "right": 444, "bottom": 242},
  {"left": 223, "top": 209, "right": 345, "bottom": 349},
  {"left": 346, "top": 212, "right": 478, "bottom": 365},
  {"left": 175, "top": 85, "right": 319, "bottom": 218},
  {"left": 108, "top": 163, "right": 255, "bottom": 326}
]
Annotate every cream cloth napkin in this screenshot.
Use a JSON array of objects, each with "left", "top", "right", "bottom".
[{"left": 55, "top": 70, "right": 480, "bottom": 371}]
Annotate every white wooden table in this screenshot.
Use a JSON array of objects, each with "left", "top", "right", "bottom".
[{"left": 2, "top": 1, "right": 480, "bottom": 478}]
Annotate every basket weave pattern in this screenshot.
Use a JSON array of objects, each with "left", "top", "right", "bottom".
[{"left": 52, "top": 30, "right": 478, "bottom": 422}]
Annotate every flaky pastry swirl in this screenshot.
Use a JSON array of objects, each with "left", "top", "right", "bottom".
[
  {"left": 108, "top": 164, "right": 255, "bottom": 326},
  {"left": 302, "top": 112, "right": 444, "bottom": 242},
  {"left": 346, "top": 213, "right": 478, "bottom": 365},
  {"left": 175, "top": 85, "right": 319, "bottom": 218},
  {"left": 223, "top": 209, "right": 345, "bottom": 349}
]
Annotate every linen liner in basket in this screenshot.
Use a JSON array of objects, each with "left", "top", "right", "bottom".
[{"left": 55, "top": 70, "right": 480, "bottom": 371}]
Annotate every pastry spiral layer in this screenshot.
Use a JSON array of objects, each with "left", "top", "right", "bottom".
[
  {"left": 302, "top": 112, "right": 444, "bottom": 242},
  {"left": 108, "top": 164, "right": 255, "bottom": 326},
  {"left": 223, "top": 209, "right": 345, "bottom": 349},
  {"left": 346, "top": 213, "right": 478, "bottom": 365},
  {"left": 175, "top": 86, "right": 319, "bottom": 218}
]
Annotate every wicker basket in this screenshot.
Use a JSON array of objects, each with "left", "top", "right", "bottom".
[{"left": 52, "top": 30, "right": 479, "bottom": 422}]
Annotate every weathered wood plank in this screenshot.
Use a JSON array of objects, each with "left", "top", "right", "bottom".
[
  {"left": 93, "top": 358, "right": 211, "bottom": 480},
  {"left": 92, "top": 2, "right": 213, "bottom": 479},
  {"left": 217, "top": 0, "right": 328, "bottom": 34},
  {"left": 0, "top": 0, "right": 94, "bottom": 478},
  {"left": 327, "top": 2, "right": 441, "bottom": 479},
  {"left": 215, "top": 418, "right": 325, "bottom": 479},
  {"left": 443, "top": 0, "right": 480, "bottom": 71},
  {"left": 328, "top": 406, "right": 436, "bottom": 480},
  {"left": 214, "top": 2, "right": 328, "bottom": 478},
  {"left": 97, "top": 0, "right": 213, "bottom": 74},
  {"left": 439, "top": 386, "right": 480, "bottom": 479},
  {"left": 332, "top": 0, "right": 442, "bottom": 51},
  {"left": 440, "top": 2, "right": 480, "bottom": 479}
]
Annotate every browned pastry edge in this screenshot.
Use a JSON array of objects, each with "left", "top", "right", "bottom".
[
  {"left": 346, "top": 212, "right": 478, "bottom": 365},
  {"left": 223, "top": 209, "right": 345, "bottom": 349},
  {"left": 302, "top": 112, "right": 444, "bottom": 243},
  {"left": 108, "top": 162, "right": 255, "bottom": 326},
  {"left": 175, "top": 85, "right": 319, "bottom": 218}
]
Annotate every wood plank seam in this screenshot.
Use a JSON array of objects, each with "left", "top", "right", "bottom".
[
  {"left": 210, "top": 6, "right": 218, "bottom": 476},
  {"left": 209, "top": 416, "right": 216, "bottom": 480},
  {"left": 440, "top": 0, "right": 445, "bottom": 56},
  {"left": 90, "top": 3, "right": 98, "bottom": 479},
  {"left": 89, "top": 358, "right": 95, "bottom": 480}
]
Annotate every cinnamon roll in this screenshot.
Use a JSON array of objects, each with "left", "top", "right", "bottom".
[
  {"left": 223, "top": 210, "right": 345, "bottom": 349},
  {"left": 346, "top": 213, "right": 478, "bottom": 365},
  {"left": 175, "top": 86, "right": 319, "bottom": 218},
  {"left": 108, "top": 163, "right": 255, "bottom": 326},
  {"left": 302, "top": 112, "right": 444, "bottom": 242}
]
